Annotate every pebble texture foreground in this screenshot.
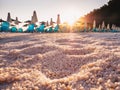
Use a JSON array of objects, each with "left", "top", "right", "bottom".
[{"left": 0, "top": 33, "right": 120, "bottom": 90}]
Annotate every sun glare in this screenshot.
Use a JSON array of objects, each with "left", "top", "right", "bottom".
[
  {"left": 62, "top": 7, "right": 82, "bottom": 26},
  {"left": 63, "top": 15, "right": 79, "bottom": 26},
  {"left": 67, "top": 17, "right": 76, "bottom": 26}
]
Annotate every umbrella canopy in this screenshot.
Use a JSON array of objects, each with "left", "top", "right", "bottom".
[
  {"left": 0, "top": 19, "right": 5, "bottom": 22},
  {"left": 31, "top": 10, "right": 38, "bottom": 24},
  {"left": 93, "top": 20, "right": 96, "bottom": 28},
  {"left": 7, "top": 12, "right": 12, "bottom": 23},
  {"left": 50, "top": 18, "right": 53, "bottom": 26},
  {"left": 107, "top": 24, "right": 110, "bottom": 30},
  {"left": 57, "top": 14, "right": 61, "bottom": 25},
  {"left": 102, "top": 21, "right": 105, "bottom": 29},
  {"left": 24, "top": 20, "right": 31, "bottom": 24},
  {"left": 15, "top": 17, "right": 21, "bottom": 25},
  {"left": 46, "top": 21, "right": 49, "bottom": 26}
]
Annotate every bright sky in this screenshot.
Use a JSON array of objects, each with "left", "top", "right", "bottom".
[{"left": 0, "top": 0, "right": 109, "bottom": 24}]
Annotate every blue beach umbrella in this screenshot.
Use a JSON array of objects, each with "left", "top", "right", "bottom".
[{"left": 1, "top": 21, "right": 10, "bottom": 32}]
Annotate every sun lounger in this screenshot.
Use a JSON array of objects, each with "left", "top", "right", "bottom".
[
  {"left": 18, "top": 28, "right": 23, "bottom": 33},
  {"left": 54, "top": 25, "right": 59, "bottom": 32},
  {"left": 27, "top": 24, "right": 35, "bottom": 33},
  {"left": 36, "top": 24, "right": 45, "bottom": 32},
  {"left": 11, "top": 27, "right": 17, "bottom": 32}
]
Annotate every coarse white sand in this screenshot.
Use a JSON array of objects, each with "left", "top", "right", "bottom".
[{"left": 0, "top": 33, "right": 120, "bottom": 90}]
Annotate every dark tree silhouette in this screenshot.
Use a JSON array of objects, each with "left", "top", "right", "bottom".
[{"left": 82, "top": 0, "right": 120, "bottom": 26}]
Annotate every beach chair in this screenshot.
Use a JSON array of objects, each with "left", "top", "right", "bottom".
[
  {"left": 1, "top": 21, "right": 10, "bottom": 32},
  {"left": 92, "top": 28, "right": 98, "bottom": 32},
  {"left": 0, "top": 26, "right": 1, "bottom": 32},
  {"left": 27, "top": 24, "right": 35, "bottom": 33},
  {"left": 11, "top": 26, "right": 17, "bottom": 32},
  {"left": 0, "top": 23, "right": 1, "bottom": 31},
  {"left": 101, "top": 29, "right": 105, "bottom": 32},
  {"left": 54, "top": 25, "right": 59, "bottom": 32},
  {"left": 111, "top": 29, "right": 118, "bottom": 33},
  {"left": 36, "top": 24, "right": 45, "bottom": 33},
  {"left": 44, "top": 26, "right": 49, "bottom": 32},
  {"left": 18, "top": 28, "right": 23, "bottom": 33},
  {"left": 48, "top": 27, "right": 53, "bottom": 32},
  {"left": 83, "top": 29, "right": 87, "bottom": 32}
]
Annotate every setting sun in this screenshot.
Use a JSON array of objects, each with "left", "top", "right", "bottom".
[
  {"left": 64, "top": 16, "right": 77, "bottom": 26},
  {"left": 62, "top": 7, "right": 82, "bottom": 25}
]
